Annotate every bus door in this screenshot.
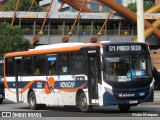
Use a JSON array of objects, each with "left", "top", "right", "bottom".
[
  {"left": 88, "top": 50, "right": 99, "bottom": 105},
  {"left": 14, "top": 57, "right": 23, "bottom": 102}
]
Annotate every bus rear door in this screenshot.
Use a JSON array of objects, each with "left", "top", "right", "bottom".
[{"left": 14, "top": 57, "right": 23, "bottom": 102}]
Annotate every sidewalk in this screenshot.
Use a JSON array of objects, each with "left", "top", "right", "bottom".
[{"left": 141, "top": 90, "right": 160, "bottom": 106}]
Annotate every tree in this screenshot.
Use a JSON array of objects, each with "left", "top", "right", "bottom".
[
  {"left": 144, "top": 1, "right": 154, "bottom": 11},
  {"left": 0, "top": 22, "right": 34, "bottom": 57},
  {"left": 0, "top": 0, "right": 46, "bottom": 12},
  {"left": 127, "top": 3, "right": 137, "bottom": 13},
  {"left": 127, "top": 1, "right": 155, "bottom": 13}
]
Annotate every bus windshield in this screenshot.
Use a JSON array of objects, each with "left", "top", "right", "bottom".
[{"left": 103, "top": 53, "right": 152, "bottom": 82}]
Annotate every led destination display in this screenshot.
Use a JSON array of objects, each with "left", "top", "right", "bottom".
[{"left": 105, "top": 44, "right": 147, "bottom": 52}]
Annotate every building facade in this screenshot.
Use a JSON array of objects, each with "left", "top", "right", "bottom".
[
  {"left": 39, "top": 0, "right": 137, "bottom": 13},
  {"left": 155, "top": 0, "right": 160, "bottom": 4}
]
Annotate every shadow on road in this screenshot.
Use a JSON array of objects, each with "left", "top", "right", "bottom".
[{"left": 13, "top": 105, "right": 154, "bottom": 113}]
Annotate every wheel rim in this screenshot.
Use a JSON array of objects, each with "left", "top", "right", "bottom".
[
  {"left": 30, "top": 96, "right": 36, "bottom": 107},
  {"left": 81, "top": 97, "right": 87, "bottom": 108}
]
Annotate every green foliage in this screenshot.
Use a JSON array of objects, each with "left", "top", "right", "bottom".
[
  {"left": 93, "top": 10, "right": 110, "bottom": 13},
  {"left": 100, "top": 10, "right": 110, "bottom": 13},
  {"left": 0, "top": 22, "right": 34, "bottom": 57},
  {"left": 127, "top": 1, "right": 154, "bottom": 13},
  {"left": 0, "top": 0, "right": 46, "bottom": 12},
  {"left": 144, "top": 1, "right": 154, "bottom": 11},
  {"left": 127, "top": 3, "right": 137, "bottom": 13}
]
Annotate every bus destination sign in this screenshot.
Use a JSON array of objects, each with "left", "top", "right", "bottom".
[{"left": 107, "top": 45, "right": 142, "bottom": 52}]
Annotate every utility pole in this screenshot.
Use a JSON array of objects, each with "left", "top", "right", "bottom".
[{"left": 137, "top": 0, "right": 145, "bottom": 43}]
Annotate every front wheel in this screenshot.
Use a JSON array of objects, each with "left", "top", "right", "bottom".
[
  {"left": 79, "top": 93, "right": 92, "bottom": 112},
  {"left": 118, "top": 105, "right": 131, "bottom": 112}
]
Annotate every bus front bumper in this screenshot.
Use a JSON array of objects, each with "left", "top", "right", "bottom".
[{"left": 103, "top": 88, "right": 154, "bottom": 106}]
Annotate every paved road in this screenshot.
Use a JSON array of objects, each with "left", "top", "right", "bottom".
[
  {"left": 0, "top": 91, "right": 159, "bottom": 119},
  {"left": 154, "top": 91, "right": 160, "bottom": 102},
  {"left": 0, "top": 99, "right": 160, "bottom": 117}
]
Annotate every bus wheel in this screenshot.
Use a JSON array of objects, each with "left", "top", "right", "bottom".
[
  {"left": 29, "top": 91, "right": 38, "bottom": 110},
  {"left": 0, "top": 99, "right": 3, "bottom": 104},
  {"left": 118, "top": 105, "right": 130, "bottom": 112},
  {"left": 79, "top": 93, "right": 92, "bottom": 112}
]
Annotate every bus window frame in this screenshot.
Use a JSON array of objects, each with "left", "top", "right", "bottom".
[
  {"left": 47, "top": 54, "right": 59, "bottom": 75},
  {"left": 22, "top": 56, "right": 34, "bottom": 76},
  {"left": 33, "top": 55, "right": 48, "bottom": 76},
  {"left": 58, "top": 53, "right": 70, "bottom": 75},
  {"left": 6, "top": 57, "right": 15, "bottom": 77},
  {"left": 69, "top": 50, "right": 87, "bottom": 75}
]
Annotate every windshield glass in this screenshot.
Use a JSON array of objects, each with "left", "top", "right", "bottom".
[{"left": 103, "top": 53, "right": 152, "bottom": 82}]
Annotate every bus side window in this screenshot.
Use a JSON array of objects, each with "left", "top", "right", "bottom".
[
  {"left": 6, "top": 58, "right": 15, "bottom": 76},
  {"left": 59, "top": 54, "right": 69, "bottom": 74},
  {"left": 47, "top": 55, "right": 57, "bottom": 75},
  {"left": 34, "top": 55, "right": 46, "bottom": 75},
  {"left": 70, "top": 52, "right": 84, "bottom": 74},
  {"left": 23, "top": 57, "right": 33, "bottom": 75}
]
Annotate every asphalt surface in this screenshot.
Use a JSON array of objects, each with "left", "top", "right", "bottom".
[{"left": 0, "top": 91, "right": 159, "bottom": 119}]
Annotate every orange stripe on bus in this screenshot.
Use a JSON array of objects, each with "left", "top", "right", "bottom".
[
  {"left": 4, "top": 43, "right": 102, "bottom": 58},
  {"left": 4, "top": 77, "right": 43, "bottom": 93}
]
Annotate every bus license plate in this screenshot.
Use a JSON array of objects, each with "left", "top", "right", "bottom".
[{"left": 129, "top": 100, "right": 137, "bottom": 104}]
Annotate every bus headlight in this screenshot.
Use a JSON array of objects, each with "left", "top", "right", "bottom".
[
  {"left": 150, "top": 78, "right": 155, "bottom": 89},
  {"left": 104, "top": 87, "right": 113, "bottom": 95}
]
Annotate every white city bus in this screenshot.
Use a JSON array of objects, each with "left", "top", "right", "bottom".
[{"left": 4, "top": 42, "right": 154, "bottom": 111}]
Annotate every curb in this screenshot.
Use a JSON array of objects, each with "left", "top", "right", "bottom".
[{"left": 141, "top": 102, "right": 160, "bottom": 106}]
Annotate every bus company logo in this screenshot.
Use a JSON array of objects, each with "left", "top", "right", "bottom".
[
  {"left": 118, "top": 93, "right": 135, "bottom": 98},
  {"left": 44, "top": 77, "right": 55, "bottom": 94},
  {"left": 123, "top": 93, "right": 135, "bottom": 97}
]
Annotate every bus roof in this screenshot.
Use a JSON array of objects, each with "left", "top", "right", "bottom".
[
  {"left": 33, "top": 43, "right": 85, "bottom": 50},
  {"left": 4, "top": 43, "right": 102, "bottom": 58},
  {"left": 4, "top": 42, "right": 147, "bottom": 58}
]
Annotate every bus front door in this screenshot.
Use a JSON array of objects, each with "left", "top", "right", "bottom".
[
  {"left": 15, "top": 57, "right": 23, "bottom": 102},
  {"left": 88, "top": 54, "right": 99, "bottom": 105}
]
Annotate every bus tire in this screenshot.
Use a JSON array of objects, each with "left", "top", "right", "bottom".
[
  {"left": 118, "top": 105, "right": 130, "bottom": 112},
  {"left": 28, "top": 91, "right": 39, "bottom": 110},
  {"left": 0, "top": 99, "right": 3, "bottom": 104},
  {"left": 79, "top": 93, "right": 92, "bottom": 112}
]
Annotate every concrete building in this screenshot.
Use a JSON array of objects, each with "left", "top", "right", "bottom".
[
  {"left": 39, "top": 0, "right": 70, "bottom": 12},
  {"left": 0, "top": 0, "right": 160, "bottom": 71},
  {"left": 38, "top": 0, "right": 137, "bottom": 13},
  {"left": 155, "top": 0, "right": 160, "bottom": 4}
]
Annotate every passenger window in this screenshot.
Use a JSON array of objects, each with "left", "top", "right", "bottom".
[
  {"left": 70, "top": 52, "right": 85, "bottom": 74},
  {"left": 6, "top": 58, "right": 15, "bottom": 76},
  {"left": 33, "top": 55, "right": 46, "bottom": 75},
  {"left": 59, "top": 54, "right": 69, "bottom": 74},
  {"left": 47, "top": 55, "right": 57, "bottom": 75},
  {"left": 23, "top": 56, "right": 33, "bottom": 75}
]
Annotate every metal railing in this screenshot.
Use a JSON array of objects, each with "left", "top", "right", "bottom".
[{"left": 22, "top": 29, "right": 137, "bottom": 36}]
